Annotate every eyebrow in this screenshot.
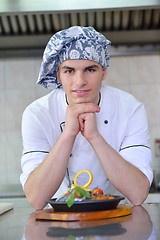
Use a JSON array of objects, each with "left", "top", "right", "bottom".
[
  {"left": 61, "top": 64, "right": 99, "bottom": 70},
  {"left": 61, "top": 66, "right": 74, "bottom": 70},
  {"left": 85, "top": 65, "right": 99, "bottom": 70}
]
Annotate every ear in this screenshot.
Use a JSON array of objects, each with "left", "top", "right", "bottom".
[
  {"left": 102, "top": 68, "right": 107, "bottom": 80},
  {"left": 56, "top": 69, "right": 61, "bottom": 83}
]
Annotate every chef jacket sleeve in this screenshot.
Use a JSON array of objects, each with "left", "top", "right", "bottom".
[
  {"left": 119, "top": 104, "right": 153, "bottom": 185},
  {"left": 20, "top": 105, "right": 51, "bottom": 189}
]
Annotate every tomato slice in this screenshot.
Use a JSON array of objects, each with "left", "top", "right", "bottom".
[
  {"left": 93, "top": 188, "right": 104, "bottom": 195},
  {"left": 74, "top": 192, "right": 83, "bottom": 198}
]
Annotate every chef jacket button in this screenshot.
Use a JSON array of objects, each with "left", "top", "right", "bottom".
[{"left": 104, "top": 120, "right": 108, "bottom": 124}]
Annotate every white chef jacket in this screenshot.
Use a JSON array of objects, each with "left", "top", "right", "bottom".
[{"left": 20, "top": 85, "right": 153, "bottom": 198}]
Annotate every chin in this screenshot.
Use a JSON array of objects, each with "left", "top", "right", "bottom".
[{"left": 75, "top": 98, "right": 91, "bottom": 104}]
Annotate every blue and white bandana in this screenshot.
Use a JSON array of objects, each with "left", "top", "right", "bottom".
[{"left": 37, "top": 26, "right": 111, "bottom": 90}]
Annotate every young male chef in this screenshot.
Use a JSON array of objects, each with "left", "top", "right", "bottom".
[{"left": 20, "top": 26, "right": 153, "bottom": 209}]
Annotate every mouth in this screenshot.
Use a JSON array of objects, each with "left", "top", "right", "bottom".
[
  {"left": 72, "top": 90, "right": 90, "bottom": 97},
  {"left": 72, "top": 90, "right": 90, "bottom": 93}
]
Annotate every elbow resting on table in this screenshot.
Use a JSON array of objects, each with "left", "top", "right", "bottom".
[
  {"left": 24, "top": 185, "right": 47, "bottom": 210},
  {"left": 130, "top": 196, "right": 147, "bottom": 206},
  {"left": 128, "top": 182, "right": 150, "bottom": 206},
  {"left": 26, "top": 193, "right": 47, "bottom": 210}
]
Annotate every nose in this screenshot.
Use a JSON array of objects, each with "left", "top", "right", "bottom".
[{"left": 74, "top": 71, "right": 87, "bottom": 87}]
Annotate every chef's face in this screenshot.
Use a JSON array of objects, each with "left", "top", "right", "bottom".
[{"left": 57, "top": 59, "right": 107, "bottom": 105}]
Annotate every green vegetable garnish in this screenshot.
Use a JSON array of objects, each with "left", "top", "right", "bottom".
[{"left": 67, "top": 187, "right": 90, "bottom": 207}]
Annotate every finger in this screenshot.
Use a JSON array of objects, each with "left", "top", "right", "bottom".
[
  {"left": 79, "top": 103, "right": 100, "bottom": 113},
  {"left": 79, "top": 115, "right": 84, "bottom": 131},
  {"left": 69, "top": 103, "right": 100, "bottom": 117}
]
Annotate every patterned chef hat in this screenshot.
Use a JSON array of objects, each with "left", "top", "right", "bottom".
[{"left": 37, "top": 26, "right": 111, "bottom": 89}]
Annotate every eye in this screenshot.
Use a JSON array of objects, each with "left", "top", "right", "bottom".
[
  {"left": 64, "top": 69, "right": 74, "bottom": 74},
  {"left": 86, "top": 68, "right": 96, "bottom": 72}
]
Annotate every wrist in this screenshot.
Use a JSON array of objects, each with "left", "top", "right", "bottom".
[
  {"left": 62, "top": 128, "right": 78, "bottom": 140},
  {"left": 86, "top": 132, "right": 102, "bottom": 144}
]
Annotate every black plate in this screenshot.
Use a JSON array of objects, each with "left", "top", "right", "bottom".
[{"left": 46, "top": 195, "right": 125, "bottom": 212}]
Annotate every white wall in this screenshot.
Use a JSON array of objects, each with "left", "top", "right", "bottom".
[{"left": 0, "top": 53, "right": 160, "bottom": 185}]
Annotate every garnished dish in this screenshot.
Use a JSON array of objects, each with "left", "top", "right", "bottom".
[
  {"left": 47, "top": 170, "right": 125, "bottom": 212},
  {"left": 62, "top": 170, "right": 115, "bottom": 207}
]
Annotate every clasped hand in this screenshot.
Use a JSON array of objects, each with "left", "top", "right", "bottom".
[{"left": 64, "top": 103, "right": 100, "bottom": 140}]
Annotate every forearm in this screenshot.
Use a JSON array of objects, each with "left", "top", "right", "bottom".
[
  {"left": 24, "top": 132, "right": 76, "bottom": 209},
  {"left": 88, "top": 134, "right": 150, "bottom": 205}
]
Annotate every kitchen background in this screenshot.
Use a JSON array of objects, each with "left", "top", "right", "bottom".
[
  {"left": 0, "top": 52, "right": 160, "bottom": 186},
  {"left": 0, "top": 0, "right": 160, "bottom": 195}
]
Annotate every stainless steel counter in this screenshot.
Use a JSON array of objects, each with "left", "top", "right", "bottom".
[
  {"left": 0, "top": 184, "right": 25, "bottom": 198},
  {"left": 0, "top": 200, "right": 160, "bottom": 240}
]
